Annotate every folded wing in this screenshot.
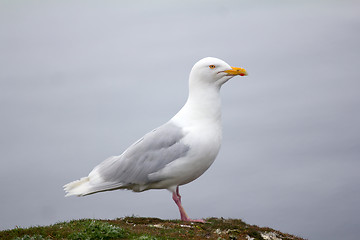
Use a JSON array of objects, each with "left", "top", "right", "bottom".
[{"left": 64, "top": 122, "right": 189, "bottom": 196}]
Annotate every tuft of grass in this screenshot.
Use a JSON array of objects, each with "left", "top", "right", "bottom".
[
  {"left": 13, "top": 235, "right": 50, "bottom": 240},
  {"left": 67, "top": 220, "right": 127, "bottom": 240},
  {"left": 135, "top": 234, "right": 159, "bottom": 240},
  {"left": 247, "top": 229, "right": 265, "bottom": 240}
]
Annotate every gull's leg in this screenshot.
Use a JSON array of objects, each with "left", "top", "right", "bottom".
[{"left": 172, "top": 186, "right": 205, "bottom": 223}]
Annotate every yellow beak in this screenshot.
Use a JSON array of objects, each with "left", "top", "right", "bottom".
[{"left": 224, "top": 66, "right": 248, "bottom": 76}]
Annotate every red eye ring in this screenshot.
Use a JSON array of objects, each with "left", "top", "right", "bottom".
[{"left": 209, "top": 65, "right": 216, "bottom": 69}]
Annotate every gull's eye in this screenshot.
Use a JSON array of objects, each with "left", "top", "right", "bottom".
[{"left": 209, "top": 65, "right": 216, "bottom": 69}]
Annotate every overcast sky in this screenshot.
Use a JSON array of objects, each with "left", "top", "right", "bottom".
[{"left": 1, "top": 1, "right": 359, "bottom": 240}]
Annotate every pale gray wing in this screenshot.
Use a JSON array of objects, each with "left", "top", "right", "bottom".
[{"left": 92, "top": 122, "right": 189, "bottom": 188}]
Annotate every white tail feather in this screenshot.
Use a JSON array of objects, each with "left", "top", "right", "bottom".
[
  {"left": 64, "top": 169, "right": 127, "bottom": 197},
  {"left": 63, "top": 177, "right": 93, "bottom": 197}
]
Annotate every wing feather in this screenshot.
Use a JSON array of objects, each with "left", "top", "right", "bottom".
[{"left": 87, "top": 122, "right": 189, "bottom": 192}]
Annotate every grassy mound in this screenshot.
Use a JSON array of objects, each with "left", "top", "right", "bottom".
[{"left": 0, "top": 217, "right": 306, "bottom": 240}]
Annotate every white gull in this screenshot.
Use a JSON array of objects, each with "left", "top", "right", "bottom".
[{"left": 64, "top": 57, "right": 248, "bottom": 222}]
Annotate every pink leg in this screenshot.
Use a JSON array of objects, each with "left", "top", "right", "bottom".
[{"left": 172, "top": 186, "right": 205, "bottom": 223}]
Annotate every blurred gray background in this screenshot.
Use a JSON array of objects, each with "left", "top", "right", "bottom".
[{"left": 1, "top": 1, "right": 359, "bottom": 240}]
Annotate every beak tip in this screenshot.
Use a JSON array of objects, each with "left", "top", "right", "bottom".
[{"left": 224, "top": 67, "right": 248, "bottom": 76}]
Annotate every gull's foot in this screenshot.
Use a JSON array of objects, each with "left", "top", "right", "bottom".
[{"left": 181, "top": 218, "right": 206, "bottom": 223}]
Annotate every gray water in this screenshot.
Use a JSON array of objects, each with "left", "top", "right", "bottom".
[{"left": 1, "top": 1, "right": 360, "bottom": 240}]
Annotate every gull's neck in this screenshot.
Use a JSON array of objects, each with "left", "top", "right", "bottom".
[{"left": 171, "top": 80, "right": 222, "bottom": 126}]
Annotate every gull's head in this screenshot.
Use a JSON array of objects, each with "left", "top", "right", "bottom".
[{"left": 189, "top": 57, "right": 248, "bottom": 87}]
